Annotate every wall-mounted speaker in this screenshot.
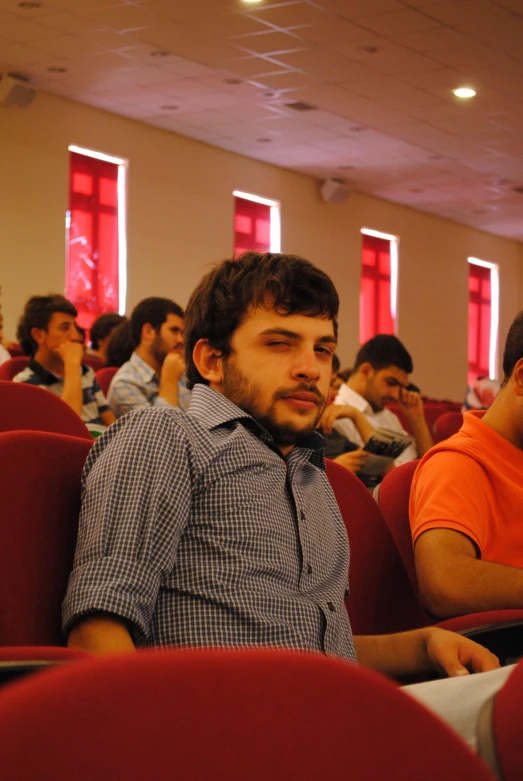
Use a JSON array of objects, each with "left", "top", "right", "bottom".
[
  {"left": 320, "top": 178, "right": 351, "bottom": 204},
  {"left": 0, "top": 74, "right": 37, "bottom": 108}
]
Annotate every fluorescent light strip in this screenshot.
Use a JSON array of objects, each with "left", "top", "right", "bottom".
[
  {"left": 468, "top": 257, "right": 499, "bottom": 380},
  {"left": 69, "top": 144, "right": 126, "bottom": 166},
  {"left": 361, "top": 227, "right": 397, "bottom": 242},
  {"left": 269, "top": 204, "right": 281, "bottom": 253},
  {"left": 233, "top": 189, "right": 278, "bottom": 208},
  {"left": 117, "top": 164, "right": 127, "bottom": 316}
]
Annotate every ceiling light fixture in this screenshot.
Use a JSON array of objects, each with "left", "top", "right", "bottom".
[
  {"left": 242, "top": 0, "right": 264, "bottom": 4},
  {"left": 47, "top": 66, "right": 67, "bottom": 73},
  {"left": 161, "top": 104, "right": 178, "bottom": 110},
  {"left": 359, "top": 46, "right": 379, "bottom": 54},
  {"left": 453, "top": 87, "right": 476, "bottom": 98}
]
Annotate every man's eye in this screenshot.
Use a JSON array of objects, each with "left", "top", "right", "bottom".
[{"left": 267, "top": 341, "right": 290, "bottom": 348}]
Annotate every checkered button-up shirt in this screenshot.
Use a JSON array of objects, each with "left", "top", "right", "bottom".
[
  {"left": 107, "top": 351, "right": 190, "bottom": 418},
  {"left": 63, "top": 384, "right": 356, "bottom": 662}
]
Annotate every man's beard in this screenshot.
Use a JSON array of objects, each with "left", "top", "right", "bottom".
[
  {"left": 150, "top": 333, "right": 182, "bottom": 367},
  {"left": 221, "top": 356, "right": 326, "bottom": 446}
]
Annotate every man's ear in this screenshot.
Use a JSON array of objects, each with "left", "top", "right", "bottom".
[
  {"left": 141, "top": 322, "right": 156, "bottom": 345},
  {"left": 358, "top": 362, "right": 374, "bottom": 379},
  {"left": 513, "top": 358, "right": 523, "bottom": 397},
  {"left": 193, "top": 339, "right": 224, "bottom": 385},
  {"left": 30, "top": 326, "right": 45, "bottom": 347}
]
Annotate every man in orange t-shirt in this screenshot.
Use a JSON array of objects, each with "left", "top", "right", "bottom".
[{"left": 410, "top": 310, "right": 523, "bottom": 619}]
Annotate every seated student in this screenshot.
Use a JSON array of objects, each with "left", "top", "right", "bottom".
[
  {"left": 108, "top": 297, "right": 190, "bottom": 418},
  {"left": 410, "top": 310, "right": 523, "bottom": 619},
  {"left": 105, "top": 319, "right": 133, "bottom": 368},
  {"left": 88, "top": 312, "right": 126, "bottom": 364},
  {"left": 63, "top": 250, "right": 498, "bottom": 709},
  {"left": 333, "top": 335, "right": 433, "bottom": 472},
  {"left": 13, "top": 294, "right": 115, "bottom": 434}
]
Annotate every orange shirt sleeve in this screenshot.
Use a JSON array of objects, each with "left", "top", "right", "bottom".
[{"left": 409, "top": 451, "right": 494, "bottom": 555}]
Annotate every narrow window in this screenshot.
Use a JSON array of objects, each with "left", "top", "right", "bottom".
[
  {"left": 467, "top": 258, "right": 499, "bottom": 385},
  {"left": 360, "top": 229, "right": 398, "bottom": 343},
  {"left": 233, "top": 191, "right": 280, "bottom": 256},
  {"left": 66, "top": 146, "right": 127, "bottom": 334}
]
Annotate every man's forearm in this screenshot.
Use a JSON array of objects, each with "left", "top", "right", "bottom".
[
  {"left": 67, "top": 613, "right": 136, "bottom": 655},
  {"left": 409, "top": 416, "right": 433, "bottom": 456},
  {"left": 61, "top": 364, "right": 84, "bottom": 416},
  {"left": 355, "top": 630, "right": 431, "bottom": 679},
  {"left": 416, "top": 536, "right": 523, "bottom": 618}
]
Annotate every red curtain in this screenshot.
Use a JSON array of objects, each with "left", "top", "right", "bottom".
[
  {"left": 468, "top": 264, "right": 491, "bottom": 385},
  {"left": 66, "top": 152, "right": 119, "bottom": 333},
  {"left": 360, "top": 234, "right": 395, "bottom": 344},
  {"left": 234, "top": 197, "right": 271, "bottom": 256}
]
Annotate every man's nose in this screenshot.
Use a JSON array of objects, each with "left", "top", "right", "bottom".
[
  {"left": 293, "top": 350, "right": 321, "bottom": 381},
  {"left": 388, "top": 385, "right": 401, "bottom": 400}
]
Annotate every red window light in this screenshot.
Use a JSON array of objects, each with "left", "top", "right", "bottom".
[
  {"left": 234, "top": 196, "right": 271, "bottom": 257},
  {"left": 360, "top": 233, "right": 395, "bottom": 344},
  {"left": 66, "top": 152, "right": 120, "bottom": 335},
  {"left": 468, "top": 263, "right": 491, "bottom": 386}
]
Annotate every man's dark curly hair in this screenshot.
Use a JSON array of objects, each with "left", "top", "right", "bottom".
[
  {"left": 184, "top": 252, "right": 339, "bottom": 389},
  {"left": 16, "top": 294, "right": 77, "bottom": 356},
  {"left": 502, "top": 310, "right": 523, "bottom": 384}
]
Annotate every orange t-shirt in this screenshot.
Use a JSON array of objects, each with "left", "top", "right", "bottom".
[{"left": 410, "top": 410, "right": 523, "bottom": 567}]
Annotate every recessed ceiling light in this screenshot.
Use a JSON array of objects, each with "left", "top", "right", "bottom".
[
  {"left": 453, "top": 87, "right": 476, "bottom": 98},
  {"left": 348, "top": 125, "right": 367, "bottom": 132},
  {"left": 224, "top": 78, "right": 242, "bottom": 85},
  {"left": 161, "top": 104, "right": 178, "bottom": 110},
  {"left": 150, "top": 50, "right": 169, "bottom": 58},
  {"left": 242, "top": 0, "right": 263, "bottom": 4},
  {"left": 359, "top": 46, "right": 379, "bottom": 54},
  {"left": 257, "top": 137, "right": 271, "bottom": 142},
  {"left": 47, "top": 66, "right": 67, "bottom": 73}
]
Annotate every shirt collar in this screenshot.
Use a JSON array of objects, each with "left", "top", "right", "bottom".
[
  {"left": 130, "top": 351, "right": 158, "bottom": 383},
  {"left": 334, "top": 383, "right": 372, "bottom": 414},
  {"left": 28, "top": 358, "right": 89, "bottom": 383},
  {"left": 188, "top": 384, "right": 325, "bottom": 467}
]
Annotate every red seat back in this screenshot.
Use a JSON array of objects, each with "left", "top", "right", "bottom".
[
  {"left": 478, "top": 659, "right": 523, "bottom": 781},
  {"left": 95, "top": 366, "right": 118, "bottom": 396},
  {"left": 0, "top": 649, "right": 496, "bottom": 781},
  {"left": 0, "top": 380, "right": 93, "bottom": 440},
  {"left": 433, "top": 411, "right": 464, "bottom": 443},
  {"left": 82, "top": 355, "right": 105, "bottom": 371},
  {"left": 325, "top": 459, "right": 426, "bottom": 635},
  {"left": 0, "top": 430, "right": 92, "bottom": 645},
  {"left": 0, "top": 356, "right": 29, "bottom": 381}
]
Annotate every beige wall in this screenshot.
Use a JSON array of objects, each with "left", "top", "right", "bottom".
[{"left": 1, "top": 90, "right": 522, "bottom": 399}]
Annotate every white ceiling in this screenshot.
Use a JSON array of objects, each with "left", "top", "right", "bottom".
[{"left": 2, "top": 0, "right": 523, "bottom": 240}]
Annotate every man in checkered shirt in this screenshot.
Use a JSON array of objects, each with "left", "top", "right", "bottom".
[{"left": 64, "top": 252, "right": 497, "bottom": 683}]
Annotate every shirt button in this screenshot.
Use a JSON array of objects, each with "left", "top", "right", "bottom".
[
  {"left": 300, "top": 511, "right": 306, "bottom": 521},
  {"left": 327, "top": 601, "right": 336, "bottom": 612},
  {"left": 307, "top": 564, "right": 313, "bottom": 575}
]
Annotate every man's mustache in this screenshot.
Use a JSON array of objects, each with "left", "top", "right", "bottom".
[{"left": 275, "top": 384, "right": 326, "bottom": 407}]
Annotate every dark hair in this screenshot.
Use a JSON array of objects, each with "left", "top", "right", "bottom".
[
  {"left": 90, "top": 312, "right": 125, "bottom": 350},
  {"left": 502, "top": 310, "right": 523, "bottom": 382},
  {"left": 354, "top": 334, "right": 413, "bottom": 374},
  {"left": 332, "top": 353, "right": 340, "bottom": 373},
  {"left": 130, "top": 297, "right": 184, "bottom": 348},
  {"left": 338, "top": 367, "right": 352, "bottom": 382},
  {"left": 184, "top": 252, "right": 339, "bottom": 389},
  {"left": 105, "top": 319, "right": 134, "bottom": 367},
  {"left": 16, "top": 294, "right": 77, "bottom": 356}
]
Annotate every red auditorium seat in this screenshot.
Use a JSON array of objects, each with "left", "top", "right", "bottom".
[
  {"left": 6, "top": 343, "right": 25, "bottom": 358},
  {"left": 0, "top": 380, "right": 93, "bottom": 440},
  {"left": 0, "top": 356, "right": 29, "bottom": 381},
  {"left": 95, "top": 366, "right": 118, "bottom": 396},
  {"left": 0, "top": 430, "right": 92, "bottom": 646},
  {"left": 433, "top": 411, "right": 464, "bottom": 442},
  {"left": 82, "top": 355, "right": 105, "bottom": 371},
  {"left": 325, "top": 458, "right": 427, "bottom": 635},
  {"left": 0, "top": 646, "right": 90, "bottom": 687},
  {"left": 477, "top": 658, "right": 523, "bottom": 781},
  {"left": 0, "top": 648, "right": 496, "bottom": 781}
]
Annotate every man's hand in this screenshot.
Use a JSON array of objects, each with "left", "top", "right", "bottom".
[
  {"left": 54, "top": 340, "right": 84, "bottom": 368},
  {"left": 320, "top": 404, "right": 361, "bottom": 433},
  {"left": 422, "top": 627, "right": 500, "bottom": 677},
  {"left": 159, "top": 352, "right": 186, "bottom": 407},
  {"left": 398, "top": 388, "right": 425, "bottom": 420},
  {"left": 334, "top": 449, "right": 370, "bottom": 474}
]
